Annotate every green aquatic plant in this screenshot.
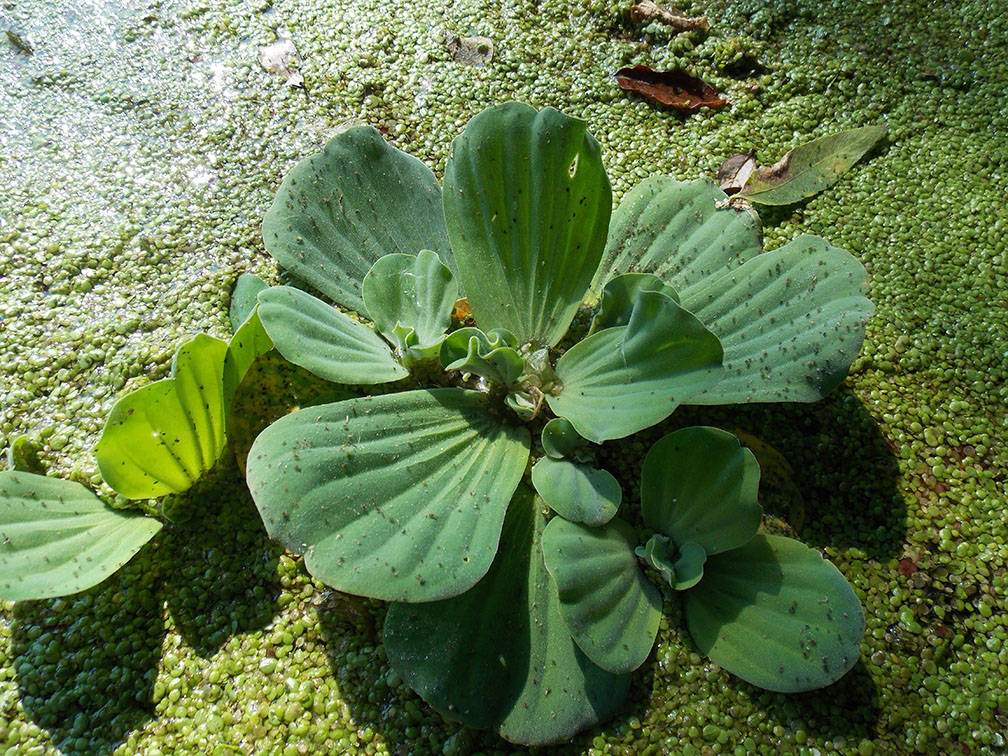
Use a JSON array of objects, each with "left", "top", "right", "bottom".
[
  {"left": 242, "top": 102, "right": 872, "bottom": 744},
  {"left": 0, "top": 102, "right": 872, "bottom": 746}
]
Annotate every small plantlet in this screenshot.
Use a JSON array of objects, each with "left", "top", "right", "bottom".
[{"left": 0, "top": 103, "right": 874, "bottom": 747}]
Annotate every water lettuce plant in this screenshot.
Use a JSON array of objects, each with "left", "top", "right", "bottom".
[{"left": 0, "top": 102, "right": 873, "bottom": 746}]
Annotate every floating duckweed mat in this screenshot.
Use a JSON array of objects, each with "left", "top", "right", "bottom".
[{"left": 1, "top": 0, "right": 1005, "bottom": 754}]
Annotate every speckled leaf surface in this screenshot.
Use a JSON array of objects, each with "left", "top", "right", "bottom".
[
  {"left": 685, "top": 534, "right": 865, "bottom": 692},
  {"left": 679, "top": 234, "right": 874, "bottom": 403},
  {"left": 361, "top": 250, "right": 457, "bottom": 357},
  {"left": 262, "top": 126, "right": 453, "bottom": 314},
  {"left": 590, "top": 177, "right": 762, "bottom": 299},
  {"left": 246, "top": 389, "right": 530, "bottom": 602},
  {"left": 95, "top": 334, "right": 229, "bottom": 499},
  {"left": 257, "top": 285, "right": 408, "bottom": 384},
  {"left": 641, "top": 426, "right": 762, "bottom": 555},
  {"left": 443, "top": 103, "right": 611, "bottom": 346},
  {"left": 222, "top": 308, "right": 273, "bottom": 405},
  {"left": 547, "top": 290, "right": 723, "bottom": 442},
  {"left": 541, "top": 516, "right": 662, "bottom": 674},
  {"left": 229, "top": 272, "right": 268, "bottom": 330},
  {"left": 383, "top": 488, "right": 629, "bottom": 745},
  {"left": 531, "top": 457, "right": 621, "bottom": 526},
  {"left": 0, "top": 472, "right": 162, "bottom": 600}
]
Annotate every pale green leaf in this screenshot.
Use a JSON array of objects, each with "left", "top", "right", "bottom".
[
  {"left": 741, "top": 125, "right": 887, "bottom": 206},
  {"left": 546, "top": 291, "right": 723, "bottom": 442},
  {"left": 641, "top": 427, "right": 761, "bottom": 555},
  {"left": 540, "top": 417, "right": 590, "bottom": 461},
  {"left": 257, "top": 285, "right": 408, "bottom": 384},
  {"left": 0, "top": 472, "right": 162, "bottom": 600},
  {"left": 223, "top": 308, "right": 274, "bottom": 407},
  {"left": 542, "top": 516, "right": 661, "bottom": 674},
  {"left": 263, "top": 126, "right": 453, "bottom": 313},
  {"left": 443, "top": 103, "right": 611, "bottom": 346},
  {"left": 384, "top": 488, "right": 629, "bottom": 745},
  {"left": 531, "top": 457, "right": 620, "bottom": 526},
  {"left": 591, "top": 272, "right": 679, "bottom": 332},
  {"left": 95, "top": 334, "right": 229, "bottom": 499},
  {"left": 440, "top": 327, "right": 525, "bottom": 387},
  {"left": 229, "top": 272, "right": 268, "bottom": 330},
  {"left": 246, "top": 389, "right": 530, "bottom": 602},
  {"left": 635, "top": 535, "right": 707, "bottom": 591},
  {"left": 685, "top": 534, "right": 865, "bottom": 692}
]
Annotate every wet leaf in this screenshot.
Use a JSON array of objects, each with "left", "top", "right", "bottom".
[
  {"left": 738, "top": 125, "right": 887, "bottom": 206},
  {"left": 614, "top": 66, "right": 728, "bottom": 111}
]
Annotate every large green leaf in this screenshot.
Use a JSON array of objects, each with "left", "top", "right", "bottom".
[
  {"left": 541, "top": 516, "right": 661, "bottom": 674},
  {"left": 741, "top": 125, "right": 887, "bottom": 206},
  {"left": 257, "top": 285, "right": 408, "bottom": 385},
  {"left": 680, "top": 234, "right": 874, "bottom": 403},
  {"left": 361, "top": 250, "right": 457, "bottom": 361},
  {"left": 95, "top": 334, "right": 229, "bottom": 499},
  {"left": 246, "top": 389, "right": 530, "bottom": 602},
  {"left": 591, "top": 177, "right": 762, "bottom": 300},
  {"left": 640, "top": 427, "right": 761, "bottom": 555},
  {"left": 263, "top": 125, "right": 453, "bottom": 314},
  {"left": 443, "top": 103, "right": 611, "bottom": 347},
  {"left": 684, "top": 534, "right": 865, "bottom": 692},
  {"left": 384, "top": 488, "right": 630, "bottom": 745},
  {"left": 531, "top": 457, "right": 621, "bottom": 527},
  {"left": 0, "top": 472, "right": 162, "bottom": 600},
  {"left": 546, "top": 291, "right": 723, "bottom": 442}
]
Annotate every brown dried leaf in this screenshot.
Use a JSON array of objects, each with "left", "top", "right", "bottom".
[
  {"left": 614, "top": 66, "right": 729, "bottom": 111},
  {"left": 717, "top": 151, "right": 756, "bottom": 195},
  {"left": 629, "top": 1, "right": 710, "bottom": 32}
]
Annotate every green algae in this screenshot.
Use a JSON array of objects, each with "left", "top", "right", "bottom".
[{"left": 1, "top": 0, "right": 1006, "bottom": 753}]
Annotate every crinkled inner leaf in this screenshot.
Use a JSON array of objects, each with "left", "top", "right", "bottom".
[
  {"left": 547, "top": 291, "right": 723, "bottom": 443},
  {"left": 246, "top": 389, "right": 530, "bottom": 602},
  {"left": 0, "top": 472, "right": 162, "bottom": 600},
  {"left": 443, "top": 102, "right": 611, "bottom": 346},
  {"left": 641, "top": 426, "right": 761, "bottom": 555},
  {"left": 257, "top": 285, "right": 408, "bottom": 385},
  {"left": 440, "top": 327, "right": 525, "bottom": 387},
  {"left": 679, "top": 234, "right": 874, "bottom": 403},
  {"left": 263, "top": 125, "right": 453, "bottom": 314},
  {"left": 384, "top": 488, "right": 629, "bottom": 745},
  {"left": 542, "top": 516, "right": 662, "bottom": 674},
  {"left": 95, "top": 334, "right": 229, "bottom": 499},
  {"left": 362, "top": 250, "right": 457, "bottom": 357},
  {"left": 684, "top": 534, "right": 865, "bottom": 692},
  {"left": 531, "top": 457, "right": 621, "bottom": 527}
]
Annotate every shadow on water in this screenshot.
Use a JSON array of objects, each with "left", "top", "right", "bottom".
[
  {"left": 10, "top": 540, "right": 165, "bottom": 755},
  {"left": 160, "top": 466, "right": 283, "bottom": 657}
]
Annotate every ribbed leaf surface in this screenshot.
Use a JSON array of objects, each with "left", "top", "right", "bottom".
[
  {"left": 0, "top": 472, "right": 161, "bottom": 600},
  {"left": 443, "top": 103, "right": 611, "bottom": 346},
  {"left": 246, "top": 389, "right": 530, "bottom": 602},
  {"left": 531, "top": 457, "right": 620, "bottom": 526},
  {"left": 263, "top": 126, "right": 452, "bottom": 313}
]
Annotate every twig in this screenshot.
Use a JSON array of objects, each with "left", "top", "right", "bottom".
[{"left": 630, "top": 1, "right": 710, "bottom": 33}]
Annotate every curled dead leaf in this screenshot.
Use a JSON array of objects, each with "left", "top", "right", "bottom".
[
  {"left": 629, "top": 1, "right": 710, "bottom": 33},
  {"left": 614, "top": 65, "right": 729, "bottom": 111},
  {"left": 717, "top": 151, "right": 757, "bottom": 195},
  {"left": 258, "top": 37, "right": 305, "bottom": 88}
]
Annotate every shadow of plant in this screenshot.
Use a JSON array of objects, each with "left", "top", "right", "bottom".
[{"left": 10, "top": 540, "right": 165, "bottom": 755}]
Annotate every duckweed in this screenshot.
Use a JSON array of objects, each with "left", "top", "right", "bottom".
[{"left": 2, "top": 0, "right": 1006, "bottom": 753}]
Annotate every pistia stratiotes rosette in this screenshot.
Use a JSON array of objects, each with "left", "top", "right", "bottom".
[{"left": 243, "top": 102, "right": 872, "bottom": 744}]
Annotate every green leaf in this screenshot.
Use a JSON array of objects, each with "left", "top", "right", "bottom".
[
  {"left": 641, "top": 427, "right": 761, "bottom": 555},
  {"left": 592, "top": 272, "right": 679, "bottom": 332},
  {"left": 590, "top": 177, "right": 873, "bottom": 404},
  {"left": 440, "top": 327, "right": 525, "bottom": 387},
  {"left": 223, "top": 308, "right": 274, "bottom": 406},
  {"left": 635, "top": 535, "right": 707, "bottom": 591},
  {"left": 263, "top": 126, "right": 453, "bottom": 314},
  {"left": 680, "top": 235, "right": 874, "bottom": 404},
  {"left": 443, "top": 103, "right": 611, "bottom": 346},
  {"left": 0, "top": 472, "right": 162, "bottom": 600},
  {"left": 362, "top": 250, "right": 458, "bottom": 362},
  {"left": 546, "top": 291, "right": 723, "bottom": 443},
  {"left": 6, "top": 434, "right": 43, "bottom": 474},
  {"left": 540, "top": 417, "right": 590, "bottom": 461},
  {"left": 542, "top": 516, "right": 662, "bottom": 674},
  {"left": 95, "top": 334, "right": 229, "bottom": 499},
  {"left": 684, "top": 534, "right": 865, "bottom": 692},
  {"left": 257, "top": 285, "right": 408, "bottom": 384},
  {"left": 229, "top": 272, "right": 269, "bottom": 330},
  {"left": 246, "top": 389, "right": 530, "bottom": 602},
  {"left": 229, "top": 350, "right": 358, "bottom": 475},
  {"left": 531, "top": 457, "right": 621, "bottom": 527},
  {"left": 740, "top": 125, "right": 887, "bottom": 206},
  {"left": 591, "top": 177, "right": 762, "bottom": 300},
  {"left": 384, "top": 487, "right": 629, "bottom": 745}
]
